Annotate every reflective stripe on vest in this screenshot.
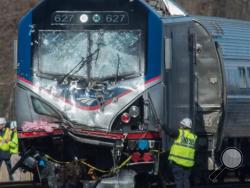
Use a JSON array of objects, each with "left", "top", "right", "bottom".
[
  {"left": 0, "top": 128, "right": 11, "bottom": 152},
  {"left": 9, "top": 131, "right": 19, "bottom": 154},
  {"left": 168, "top": 129, "right": 197, "bottom": 167}
]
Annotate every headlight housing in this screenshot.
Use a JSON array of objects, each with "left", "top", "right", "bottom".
[{"left": 129, "top": 106, "right": 140, "bottom": 118}]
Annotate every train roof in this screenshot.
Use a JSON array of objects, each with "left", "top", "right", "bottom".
[{"left": 194, "top": 16, "right": 250, "bottom": 65}]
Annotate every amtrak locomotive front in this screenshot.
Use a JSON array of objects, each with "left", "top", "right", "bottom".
[
  {"left": 15, "top": 0, "right": 167, "bottom": 187},
  {"left": 14, "top": 0, "right": 250, "bottom": 187}
]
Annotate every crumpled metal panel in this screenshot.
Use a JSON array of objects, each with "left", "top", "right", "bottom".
[
  {"left": 195, "top": 16, "right": 250, "bottom": 137},
  {"left": 96, "top": 170, "right": 136, "bottom": 188},
  {"left": 193, "top": 21, "right": 223, "bottom": 107},
  {"left": 17, "top": 29, "right": 157, "bottom": 131},
  {"left": 192, "top": 21, "right": 224, "bottom": 135},
  {"left": 163, "top": 17, "right": 224, "bottom": 144}
]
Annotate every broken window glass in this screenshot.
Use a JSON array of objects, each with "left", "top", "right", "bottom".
[{"left": 38, "top": 30, "right": 141, "bottom": 81}]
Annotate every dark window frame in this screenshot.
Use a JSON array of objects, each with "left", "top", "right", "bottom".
[{"left": 31, "top": 96, "right": 61, "bottom": 119}]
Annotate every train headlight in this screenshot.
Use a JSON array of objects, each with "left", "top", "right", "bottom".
[
  {"left": 121, "top": 113, "right": 131, "bottom": 123},
  {"left": 80, "top": 14, "right": 89, "bottom": 23},
  {"left": 129, "top": 106, "right": 140, "bottom": 118}
]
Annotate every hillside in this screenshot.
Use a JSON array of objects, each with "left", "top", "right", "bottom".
[
  {"left": 0, "top": 0, "right": 37, "bottom": 117},
  {"left": 178, "top": 0, "right": 250, "bottom": 21}
]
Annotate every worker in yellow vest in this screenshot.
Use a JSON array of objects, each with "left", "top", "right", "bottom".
[
  {"left": 9, "top": 121, "right": 19, "bottom": 155},
  {"left": 0, "top": 117, "right": 13, "bottom": 181},
  {"left": 161, "top": 118, "right": 197, "bottom": 188}
]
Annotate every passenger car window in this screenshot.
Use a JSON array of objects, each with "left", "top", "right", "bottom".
[
  {"left": 247, "top": 68, "right": 250, "bottom": 88},
  {"left": 239, "top": 67, "right": 247, "bottom": 88}
]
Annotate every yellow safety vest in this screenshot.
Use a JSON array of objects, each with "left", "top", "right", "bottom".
[
  {"left": 9, "top": 130, "right": 19, "bottom": 154},
  {"left": 168, "top": 129, "right": 197, "bottom": 167},
  {"left": 0, "top": 128, "right": 11, "bottom": 152}
]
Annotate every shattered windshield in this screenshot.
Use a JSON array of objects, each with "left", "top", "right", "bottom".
[{"left": 38, "top": 30, "right": 141, "bottom": 80}]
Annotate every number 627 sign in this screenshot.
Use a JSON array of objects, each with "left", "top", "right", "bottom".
[{"left": 51, "top": 11, "right": 129, "bottom": 25}]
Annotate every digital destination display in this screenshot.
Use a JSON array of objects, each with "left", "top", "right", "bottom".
[{"left": 51, "top": 11, "right": 129, "bottom": 25}]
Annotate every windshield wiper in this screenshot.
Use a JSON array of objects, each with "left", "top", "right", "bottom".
[
  {"left": 58, "top": 48, "right": 100, "bottom": 84},
  {"left": 115, "top": 54, "right": 120, "bottom": 84}
]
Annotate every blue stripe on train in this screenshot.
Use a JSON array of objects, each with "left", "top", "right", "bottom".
[
  {"left": 145, "top": 10, "right": 162, "bottom": 80},
  {"left": 17, "top": 11, "right": 32, "bottom": 81}
]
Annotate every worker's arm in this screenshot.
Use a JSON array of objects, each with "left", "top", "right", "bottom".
[
  {"left": 9, "top": 130, "right": 18, "bottom": 147},
  {"left": 160, "top": 124, "right": 179, "bottom": 138}
]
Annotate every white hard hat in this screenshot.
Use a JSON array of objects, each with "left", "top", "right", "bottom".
[
  {"left": 10, "top": 121, "right": 17, "bottom": 129},
  {"left": 0, "top": 117, "right": 6, "bottom": 125},
  {"left": 180, "top": 118, "right": 192, "bottom": 129}
]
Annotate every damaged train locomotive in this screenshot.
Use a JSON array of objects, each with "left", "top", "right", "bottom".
[{"left": 13, "top": 0, "right": 250, "bottom": 187}]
